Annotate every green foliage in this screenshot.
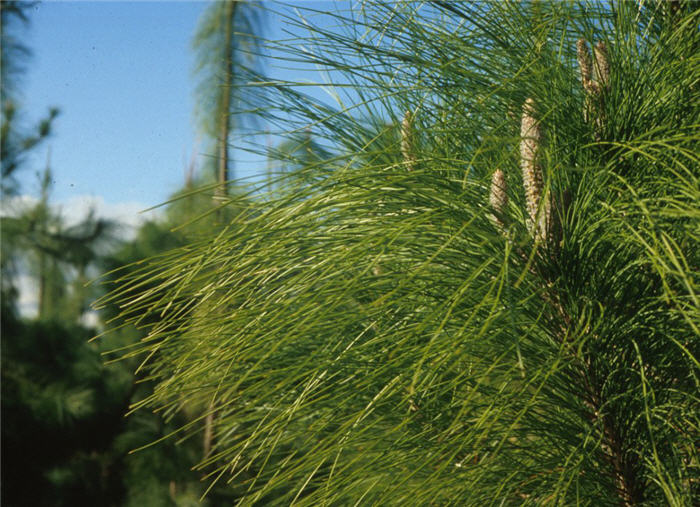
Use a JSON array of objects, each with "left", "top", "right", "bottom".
[
  {"left": 1, "top": 169, "right": 118, "bottom": 320},
  {"left": 0, "top": 3, "right": 248, "bottom": 505},
  {"left": 1, "top": 309, "right": 131, "bottom": 506},
  {"left": 97, "top": 182, "right": 258, "bottom": 506},
  {"left": 106, "top": 1, "right": 698, "bottom": 504}
]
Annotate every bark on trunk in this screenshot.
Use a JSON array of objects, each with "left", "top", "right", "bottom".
[{"left": 215, "top": 0, "right": 237, "bottom": 199}]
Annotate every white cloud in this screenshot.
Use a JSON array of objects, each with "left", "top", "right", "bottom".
[
  {"left": 2, "top": 193, "right": 162, "bottom": 240},
  {"left": 57, "top": 194, "right": 161, "bottom": 238},
  {"left": 0, "top": 194, "right": 38, "bottom": 215}
]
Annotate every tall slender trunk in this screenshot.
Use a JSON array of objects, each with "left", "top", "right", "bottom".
[
  {"left": 37, "top": 150, "right": 51, "bottom": 318},
  {"left": 207, "top": 1, "right": 238, "bottom": 456},
  {"left": 203, "top": 401, "right": 215, "bottom": 459},
  {"left": 215, "top": 0, "right": 237, "bottom": 199},
  {"left": 37, "top": 251, "right": 47, "bottom": 318}
]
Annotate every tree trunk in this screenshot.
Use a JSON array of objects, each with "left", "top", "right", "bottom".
[
  {"left": 203, "top": 401, "right": 215, "bottom": 460},
  {"left": 37, "top": 251, "right": 47, "bottom": 318},
  {"left": 215, "top": 0, "right": 237, "bottom": 199},
  {"left": 37, "top": 153, "right": 51, "bottom": 318}
]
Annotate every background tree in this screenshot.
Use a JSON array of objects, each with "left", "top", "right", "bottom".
[
  {"left": 1, "top": 1, "right": 59, "bottom": 197},
  {"left": 0, "top": 4, "right": 218, "bottom": 505},
  {"left": 192, "top": 0, "right": 265, "bottom": 198},
  {"left": 265, "top": 127, "right": 330, "bottom": 192},
  {"left": 106, "top": 1, "right": 699, "bottom": 504},
  {"left": 1, "top": 165, "right": 117, "bottom": 322},
  {"left": 1, "top": 5, "right": 130, "bottom": 506}
]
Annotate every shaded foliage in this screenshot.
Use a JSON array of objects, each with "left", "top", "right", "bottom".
[{"left": 1, "top": 310, "right": 131, "bottom": 506}]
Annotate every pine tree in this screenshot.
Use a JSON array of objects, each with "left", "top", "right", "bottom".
[
  {"left": 1, "top": 1, "right": 59, "bottom": 197},
  {"left": 106, "top": 2, "right": 699, "bottom": 504},
  {"left": 2, "top": 6, "right": 135, "bottom": 504},
  {"left": 192, "top": 0, "right": 264, "bottom": 198}
]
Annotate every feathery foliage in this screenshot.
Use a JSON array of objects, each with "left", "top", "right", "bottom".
[
  {"left": 192, "top": 0, "right": 265, "bottom": 191},
  {"left": 102, "top": 1, "right": 699, "bottom": 504}
]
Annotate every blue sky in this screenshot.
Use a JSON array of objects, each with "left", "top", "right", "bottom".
[
  {"left": 16, "top": 0, "right": 344, "bottom": 215},
  {"left": 20, "top": 1, "right": 208, "bottom": 207}
]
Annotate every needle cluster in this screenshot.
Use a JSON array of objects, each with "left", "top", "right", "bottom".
[{"left": 102, "top": 2, "right": 700, "bottom": 504}]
